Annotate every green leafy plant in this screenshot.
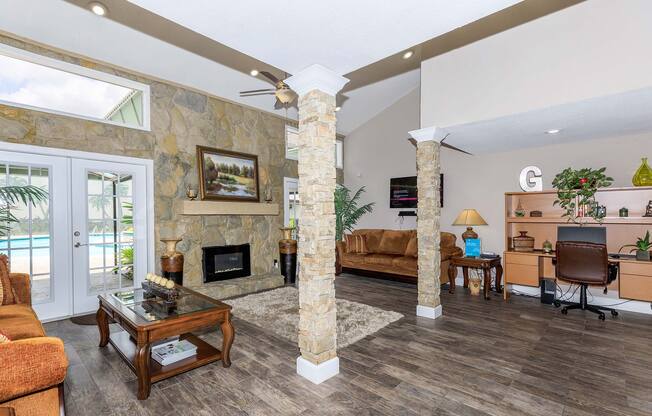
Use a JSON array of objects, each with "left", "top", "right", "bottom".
[
  {"left": 619, "top": 231, "right": 652, "bottom": 253},
  {"left": 0, "top": 185, "right": 49, "bottom": 237},
  {"left": 334, "top": 185, "right": 374, "bottom": 241},
  {"left": 552, "top": 167, "right": 613, "bottom": 224}
]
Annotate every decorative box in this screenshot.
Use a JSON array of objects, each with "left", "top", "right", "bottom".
[{"left": 142, "top": 281, "right": 180, "bottom": 303}]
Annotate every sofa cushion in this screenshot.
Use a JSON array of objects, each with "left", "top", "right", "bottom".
[
  {"left": 363, "top": 254, "right": 399, "bottom": 267},
  {"left": 352, "top": 229, "right": 384, "bottom": 253},
  {"left": 342, "top": 252, "right": 367, "bottom": 264},
  {"left": 378, "top": 230, "right": 412, "bottom": 255},
  {"left": 405, "top": 237, "right": 418, "bottom": 257},
  {"left": 0, "top": 305, "right": 45, "bottom": 340},
  {"left": 392, "top": 256, "right": 418, "bottom": 272}
]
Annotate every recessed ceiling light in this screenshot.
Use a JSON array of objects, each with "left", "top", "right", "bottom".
[
  {"left": 88, "top": 2, "right": 107, "bottom": 16},
  {"left": 250, "top": 69, "right": 259, "bottom": 77},
  {"left": 546, "top": 129, "right": 561, "bottom": 134},
  {"left": 402, "top": 50, "right": 414, "bottom": 60},
  {"left": 335, "top": 106, "right": 341, "bottom": 112}
]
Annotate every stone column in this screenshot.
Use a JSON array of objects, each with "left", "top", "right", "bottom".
[
  {"left": 409, "top": 126, "right": 447, "bottom": 319},
  {"left": 285, "top": 64, "right": 348, "bottom": 384}
]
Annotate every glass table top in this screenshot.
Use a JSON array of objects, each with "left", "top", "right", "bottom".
[{"left": 110, "top": 288, "right": 219, "bottom": 322}]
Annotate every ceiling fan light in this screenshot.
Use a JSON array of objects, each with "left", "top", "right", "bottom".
[{"left": 276, "top": 88, "right": 295, "bottom": 104}]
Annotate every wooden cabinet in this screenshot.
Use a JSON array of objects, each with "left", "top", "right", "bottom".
[{"left": 504, "top": 252, "right": 540, "bottom": 287}]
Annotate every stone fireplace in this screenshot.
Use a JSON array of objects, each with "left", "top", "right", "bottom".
[{"left": 202, "top": 244, "right": 251, "bottom": 283}]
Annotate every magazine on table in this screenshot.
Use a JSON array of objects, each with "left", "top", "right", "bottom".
[{"left": 151, "top": 339, "right": 197, "bottom": 366}]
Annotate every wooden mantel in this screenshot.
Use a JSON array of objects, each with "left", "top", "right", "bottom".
[{"left": 181, "top": 200, "right": 279, "bottom": 216}]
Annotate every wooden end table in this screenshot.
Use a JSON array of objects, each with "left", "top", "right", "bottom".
[
  {"left": 448, "top": 256, "right": 503, "bottom": 300},
  {"left": 97, "top": 285, "right": 234, "bottom": 400}
]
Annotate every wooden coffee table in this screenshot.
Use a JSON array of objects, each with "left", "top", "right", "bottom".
[
  {"left": 448, "top": 256, "right": 503, "bottom": 300},
  {"left": 97, "top": 285, "right": 234, "bottom": 400}
]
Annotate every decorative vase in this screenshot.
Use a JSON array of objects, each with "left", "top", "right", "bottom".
[
  {"left": 279, "top": 227, "right": 297, "bottom": 285},
  {"left": 469, "top": 275, "right": 482, "bottom": 296},
  {"left": 636, "top": 250, "right": 651, "bottom": 262},
  {"left": 160, "top": 238, "right": 184, "bottom": 285},
  {"left": 632, "top": 158, "right": 652, "bottom": 186},
  {"left": 514, "top": 201, "right": 526, "bottom": 217},
  {"left": 513, "top": 231, "right": 535, "bottom": 252}
]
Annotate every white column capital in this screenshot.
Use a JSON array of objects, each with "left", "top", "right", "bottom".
[
  {"left": 408, "top": 126, "right": 448, "bottom": 143},
  {"left": 285, "top": 64, "right": 349, "bottom": 97}
]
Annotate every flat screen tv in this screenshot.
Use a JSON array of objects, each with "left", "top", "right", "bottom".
[{"left": 390, "top": 175, "right": 443, "bottom": 208}]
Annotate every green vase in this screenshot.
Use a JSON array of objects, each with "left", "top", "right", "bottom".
[{"left": 632, "top": 157, "right": 652, "bottom": 186}]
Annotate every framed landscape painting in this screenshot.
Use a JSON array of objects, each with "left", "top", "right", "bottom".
[{"left": 197, "top": 146, "right": 260, "bottom": 202}]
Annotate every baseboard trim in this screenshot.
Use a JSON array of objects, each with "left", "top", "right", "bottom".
[
  {"left": 296, "top": 356, "right": 339, "bottom": 384},
  {"left": 416, "top": 304, "right": 442, "bottom": 319}
]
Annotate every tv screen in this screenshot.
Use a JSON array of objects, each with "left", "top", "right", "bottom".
[{"left": 389, "top": 175, "right": 443, "bottom": 209}]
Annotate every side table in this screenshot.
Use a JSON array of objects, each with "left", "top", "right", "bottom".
[{"left": 448, "top": 256, "right": 503, "bottom": 300}]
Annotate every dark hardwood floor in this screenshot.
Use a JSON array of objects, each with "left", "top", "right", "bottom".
[{"left": 46, "top": 274, "right": 652, "bottom": 415}]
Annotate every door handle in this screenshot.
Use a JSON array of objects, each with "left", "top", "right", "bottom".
[{"left": 74, "top": 242, "right": 89, "bottom": 248}]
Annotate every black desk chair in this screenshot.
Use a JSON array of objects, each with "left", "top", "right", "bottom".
[{"left": 555, "top": 241, "right": 619, "bottom": 321}]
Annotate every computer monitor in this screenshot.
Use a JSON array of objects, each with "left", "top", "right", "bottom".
[{"left": 557, "top": 226, "right": 606, "bottom": 244}]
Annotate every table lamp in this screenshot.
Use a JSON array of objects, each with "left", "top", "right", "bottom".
[{"left": 452, "top": 209, "right": 488, "bottom": 241}]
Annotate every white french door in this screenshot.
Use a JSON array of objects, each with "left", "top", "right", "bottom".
[
  {"left": 0, "top": 151, "right": 71, "bottom": 319},
  {"left": 71, "top": 159, "right": 147, "bottom": 314},
  {"left": 0, "top": 146, "right": 151, "bottom": 321}
]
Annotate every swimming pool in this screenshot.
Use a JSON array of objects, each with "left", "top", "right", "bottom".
[{"left": 0, "top": 234, "right": 133, "bottom": 257}]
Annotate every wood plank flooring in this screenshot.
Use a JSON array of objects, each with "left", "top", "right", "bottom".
[{"left": 46, "top": 274, "right": 652, "bottom": 415}]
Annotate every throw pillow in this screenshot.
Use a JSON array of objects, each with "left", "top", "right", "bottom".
[
  {"left": 0, "top": 254, "right": 15, "bottom": 305},
  {"left": 0, "top": 331, "right": 11, "bottom": 344},
  {"left": 344, "top": 234, "right": 368, "bottom": 254},
  {"left": 405, "top": 236, "right": 418, "bottom": 257}
]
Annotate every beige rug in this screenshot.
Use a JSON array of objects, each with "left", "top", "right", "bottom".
[{"left": 224, "top": 286, "right": 403, "bottom": 348}]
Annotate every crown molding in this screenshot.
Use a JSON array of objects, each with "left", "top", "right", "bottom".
[
  {"left": 408, "top": 125, "right": 448, "bottom": 143},
  {"left": 285, "top": 64, "right": 349, "bottom": 97}
]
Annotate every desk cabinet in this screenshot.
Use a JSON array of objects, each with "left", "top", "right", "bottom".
[
  {"left": 504, "top": 252, "right": 538, "bottom": 287},
  {"left": 620, "top": 261, "right": 652, "bottom": 302}
]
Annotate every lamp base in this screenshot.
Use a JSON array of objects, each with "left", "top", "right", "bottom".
[{"left": 462, "top": 227, "right": 478, "bottom": 242}]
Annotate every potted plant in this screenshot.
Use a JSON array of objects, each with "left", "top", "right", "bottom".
[
  {"left": 552, "top": 167, "right": 613, "bottom": 224},
  {"left": 620, "top": 231, "right": 652, "bottom": 261},
  {"left": 334, "top": 185, "right": 374, "bottom": 273}
]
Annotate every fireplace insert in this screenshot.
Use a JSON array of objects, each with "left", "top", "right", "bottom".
[{"left": 202, "top": 244, "right": 251, "bottom": 283}]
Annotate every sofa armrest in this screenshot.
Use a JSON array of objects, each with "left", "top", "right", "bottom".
[
  {"left": 0, "top": 337, "right": 68, "bottom": 402},
  {"left": 336, "top": 241, "right": 347, "bottom": 259},
  {"left": 8, "top": 273, "right": 31, "bottom": 305}
]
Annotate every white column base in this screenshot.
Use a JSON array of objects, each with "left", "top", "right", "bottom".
[
  {"left": 296, "top": 356, "right": 339, "bottom": 384},
  {"left": 416, "top": 304, "right": 442, "bottom": 319}
]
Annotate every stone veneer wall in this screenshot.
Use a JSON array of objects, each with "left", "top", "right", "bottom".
[{"left": 0, "top": 35, "right": 348, "bottom": 287}]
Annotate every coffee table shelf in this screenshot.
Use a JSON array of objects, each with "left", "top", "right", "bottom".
[{"left": 108, "top": 331, "right": 223, "bottom": 383}]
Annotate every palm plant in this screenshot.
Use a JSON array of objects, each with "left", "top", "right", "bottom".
[
  {"left": 334, "top": 185, "right": 374, "bottom": 241},
  {"left": 0, "top": 185, "right": 49, "bottom": 237}
]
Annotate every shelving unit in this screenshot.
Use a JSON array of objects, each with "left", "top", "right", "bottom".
[{"left": 503, "top": 186, "right": 652, "bottom": 302}]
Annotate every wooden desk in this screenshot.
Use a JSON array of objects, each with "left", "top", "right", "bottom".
[
  {"left": 503, "top": 250, "right": 652, "bottom": 302},
  {"left": 448, "top": 256, "right": 503, "bottom": 300}
]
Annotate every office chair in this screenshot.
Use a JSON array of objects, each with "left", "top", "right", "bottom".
[{"left": 555, "top": 241, "right": 619, "bottom": 321}]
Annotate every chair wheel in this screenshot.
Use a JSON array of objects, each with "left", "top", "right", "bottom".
[
  {"left": 561, "top": 308, "right": 568, "bottom": 315},
  {"left": 553, "top": 300, "right": 561, "bottom": 307},
  {"left": 599, "top": 313, "right": 606, "bottom": 321},
  {"left": 611, "top": 310, "right": 619, "bottom": 317}
]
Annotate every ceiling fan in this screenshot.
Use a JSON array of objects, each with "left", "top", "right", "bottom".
[
  {"left": 407, "top": 133, "right": 471, "bottom": 155},
  {"left": 240, "top": 71, "right": 297, "bottom": 109}
]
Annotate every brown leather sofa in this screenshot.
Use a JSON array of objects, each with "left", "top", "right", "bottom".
[
  {"left": 336, "top": 229, "right": 463, "bottom": 284},
  {"left": 0, "top": 256, "right": 68, "bottom": 416}
]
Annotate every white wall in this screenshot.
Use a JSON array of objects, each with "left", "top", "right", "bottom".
[
  {"left": 420, "top": 0, "right": 652, "bottom": 128},
  {"left": 440, "top": 131, "right": 652, "bottom": 254},
  {"left": 344, "top": 88, "right": 420, "bottom": 230}
]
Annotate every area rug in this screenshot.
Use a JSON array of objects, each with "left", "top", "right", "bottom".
[{"left": 223, "top": 286, "right": 403, "bottom": 348}]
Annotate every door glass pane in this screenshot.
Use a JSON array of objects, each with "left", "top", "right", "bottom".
[
  {"left": 0, "top": 163, "right": 51, "bottom": 304},
  {"left": 85, "top": 170, "right": 136, "bottom": 295}
]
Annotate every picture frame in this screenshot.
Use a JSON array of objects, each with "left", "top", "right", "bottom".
[{"left": 196, "top": 146, "right": 260, "bottom": 202}]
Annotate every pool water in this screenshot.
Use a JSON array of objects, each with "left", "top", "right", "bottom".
[{"left": 0, "top": 233, "right": 133, "bottom": 257}]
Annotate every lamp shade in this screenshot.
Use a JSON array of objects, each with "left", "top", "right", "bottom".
[{"left": 452, "top": 209, "right": 487, "bottom": 226}]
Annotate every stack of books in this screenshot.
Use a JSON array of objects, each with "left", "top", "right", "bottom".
[{"left": 151, "top": 339, "right": 197, "bottom": 366}]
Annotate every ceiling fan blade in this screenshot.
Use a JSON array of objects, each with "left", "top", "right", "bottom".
[
  {"left": 441, "top": 142, "right": 472, "bottom": 155},
  {"left": 240, "top": 88, "right": 275, "bottom": 94},
  {"left": 274, "top": 98, "right": 284, "bottom": 110},
  {"left": 260, "top": 71, "right": 281, "bottom": 84},
  {"left": 406, "top": 137, "right": 472, "bottom": 155}
]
